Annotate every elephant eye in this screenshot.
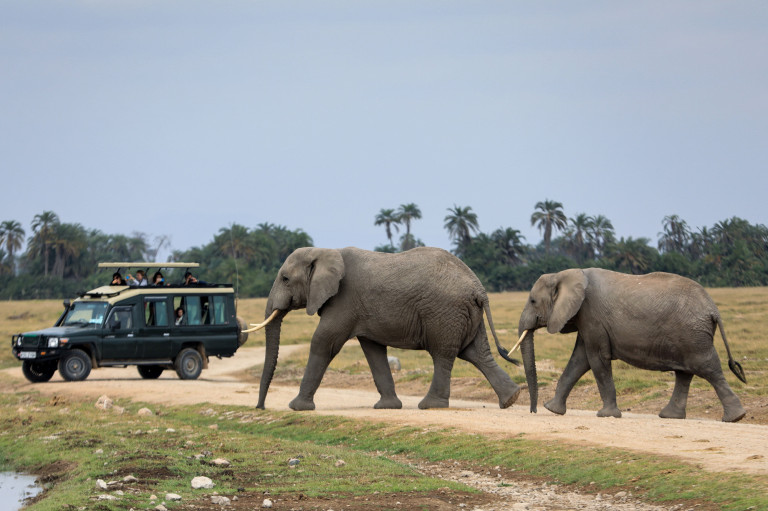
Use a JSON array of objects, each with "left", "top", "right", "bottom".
[{"left": 281, "top": 275, "right": 289, "bottom": 284}]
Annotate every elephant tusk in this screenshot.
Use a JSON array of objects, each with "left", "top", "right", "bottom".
[
  {"left": 509, "top": 330, "right": 529, "bottom": 354},
  {"left": 242, "top": 309, "right": 280, "bottom": 333}
]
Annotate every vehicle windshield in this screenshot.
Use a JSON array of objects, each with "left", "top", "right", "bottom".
[{"left": 62, "top": 302, "right": 109, "bottom": 327}]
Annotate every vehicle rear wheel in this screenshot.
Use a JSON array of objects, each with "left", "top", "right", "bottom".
[
  {"left": 58, "top": 350, "right": 92, "bottom": 381},
  {"left": 22, "top": 360, "right": 57, "bottom": 383},
  {"left": 174, "top": 348, "right": 203, "bottom": 380},
  {"left": 137, "top": 365, "right": 164, "bottom": 379}
]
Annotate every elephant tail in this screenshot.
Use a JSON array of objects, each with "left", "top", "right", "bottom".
[
  {"left": 483, "top": 298, "right": 522, "bottom": 367},
  {"left": 716, "top": 315, "right": 747, "bottom": 384}
]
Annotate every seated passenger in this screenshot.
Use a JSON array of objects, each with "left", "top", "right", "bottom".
[
  {"left": 152, "top": 271, "right": 165, "bottom": 286},
  {"left": 175, "top": 307, "right": 185, "bottom": 325},
  {"left": 126, "top": 270, "right": 148, "bottom": 286},
  {"left": 110, "top": 272, "right": 126, "bottom": 286},
  {"left": 183, "top": 271, "right": 207, "bottom": 286}
]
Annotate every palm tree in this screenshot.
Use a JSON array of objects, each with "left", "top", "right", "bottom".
[
  {"left": 0, "top": 220, "right": 25, "bottom": 275},
  {"left": 658, "top": 215, "right": 691, "bottom": 254},
  {"left": 444, "top": 205, "right": 479, "bottom": 255},
  {"left": 491, "top": 227, "right": 526, "bottom": 265},
  {"left": 530, "top": 200, "right": 567, "bottom": 255},
  {"left": 564, "top": 213, "right": 594, "bottom": 263},
  {"left": 397, "top": 203, "right": 422, "bottom": 241},
  {"left": 588, "top": 215, "right": 615, "bottom": 258},
  {"left": 374, "top": 209, "right": 400, "bottom": 248},
  {"left": 606, "top": 237, "right": 655, "bottom": 275},
  {"left": 31, "top": 210, "right": 59, "bottom": 277}
]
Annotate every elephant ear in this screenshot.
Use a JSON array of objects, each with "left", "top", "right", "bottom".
[
  {"left": 306, "top": 249, "right": 345, "bottom": 316},
  {"left": 547, "top": 269, "right": 587, "bottom": 334}
]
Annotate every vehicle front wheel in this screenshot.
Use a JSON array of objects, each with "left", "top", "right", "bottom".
[
  {"left": 22, "top": 360, "right": 57, "bottom": 383},
  {"left": 137, "top": 365, "right": 164, "bottom": 379},
  {"left": 59, "top": 350, "right": 92, "bottom": 381},
  {"left": 174, "top": 348, "right": 203, "bottom": 380}
]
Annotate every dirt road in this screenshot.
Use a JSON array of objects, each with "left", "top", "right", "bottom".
[{"left": 3, "top": 345, "right": 766, "bottom": 477}]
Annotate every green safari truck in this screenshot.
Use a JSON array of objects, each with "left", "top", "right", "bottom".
[{"left": 11, "top": 262, "right": 249, "bottom": 382}]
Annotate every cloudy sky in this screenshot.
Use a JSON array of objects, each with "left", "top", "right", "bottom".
[{"left": 2, "top": 1, "right": 766, "bottom": 258}]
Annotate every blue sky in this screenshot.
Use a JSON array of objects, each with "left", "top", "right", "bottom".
[{"left": 2, "top": 1, "right": 766, "bottom": 258}]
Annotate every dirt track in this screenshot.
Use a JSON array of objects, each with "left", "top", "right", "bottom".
[{"left": 3, "top": 345, "right": 766, "bottom": 477}]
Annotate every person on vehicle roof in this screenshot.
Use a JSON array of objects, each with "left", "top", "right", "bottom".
[
  {"left": 110, "top": 272, "right": 126, "bottom": 285},
  {"left": 183, "top": 271, "right": 207, "bottom": 286},
  {"left": 126, "top": 270, "right": 148, "bottom": 286},
  {"left": 152, "top": 271, "right": 165, "bottom": 286}
]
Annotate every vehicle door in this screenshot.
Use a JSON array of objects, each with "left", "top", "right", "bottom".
[
  {"left": 172, "top": 294, "right": 236, "bottom": 355},
  {"left": 138, "top": 296, "right": 173, "bottom": 359},
  {"left": 102, "top": 305, "right": 139, "bottom": 360}
]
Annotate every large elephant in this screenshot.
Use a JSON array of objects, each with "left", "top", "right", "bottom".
[
  {"left": 516, "top": 268, "right": 747, "bottom": 422},
  {"left": 253, "top": 246, "right": 522, "bottom": 411}
]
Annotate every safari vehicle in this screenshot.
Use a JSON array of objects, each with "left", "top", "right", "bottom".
[{"left": 11, "top": 262, "right": 251, "bottom": 383}]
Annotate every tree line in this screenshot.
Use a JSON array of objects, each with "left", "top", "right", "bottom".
[
  {"left": 375, "top": 200, "right": 768, "bottom": 291},
  {"left": 1, "top": 203, "right": 766, "bottom": 299}
]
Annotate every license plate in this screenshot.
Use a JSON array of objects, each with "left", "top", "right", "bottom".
[{"left": 18, "top": 351, "right": 37, "bottom": 359}]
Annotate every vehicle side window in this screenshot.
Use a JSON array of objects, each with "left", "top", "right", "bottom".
[
  {"left": 144, "top": 297, "right": 169, "bottom": 327},
  {"left": 106, "top": 306, "right": 133, "bottom": 330},
  {"left": 212, "top": 295, "right": 227, "bottom": 324},
  {"left": 185, "top": 296, "right": 202, "bottom": 325}
]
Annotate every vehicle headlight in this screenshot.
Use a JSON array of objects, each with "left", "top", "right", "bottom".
[{"left": 47, "top": 337, "right": 59, "bottom": 348}]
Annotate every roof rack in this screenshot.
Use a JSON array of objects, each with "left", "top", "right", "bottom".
[{"left": 98, "top": 262, "right": 200, "bottom": 269}]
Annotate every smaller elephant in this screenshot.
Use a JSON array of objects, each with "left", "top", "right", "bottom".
[
  {"left": 253, "top": 246, "right": 522, "bottom": 411},
  {"left": 516, "top": 268, "right": 747, "bottom": 422}
]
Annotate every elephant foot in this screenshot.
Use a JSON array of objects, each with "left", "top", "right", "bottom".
[
  {"left": 659, "top": 403, "right": 686, "bottom": 420},
  {"left": 596, "top": 405, "right": 622, "bottom": 418},
  {"left": 374, "top": 396, "right": 403, "bottom": 409},
  {"left": 499, "top": 386, "right": 522, "bottom": 409},
  {"left": 722, "top": 405, "right": 746, "bottom": 423},
  {"left": 544, "top": 399, "right": 567, "bottom": 416},
  {"left": 418, "top": 395, "right": 449, "bottom": 409},
  {"left": 288, "top": 396, "right": 316, "bottom": 411}
]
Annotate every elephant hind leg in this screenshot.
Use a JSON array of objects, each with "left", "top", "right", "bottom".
[
  {"left": 458, "top": 333, "right": 521, "bottom": 409},
  {"left": 659, "top": 371, "right": 693, "bottom": 419},
  {"left": 358, "top": 337, "right": 402, "bottom": 409},
  {"left": 700, "top": 369, "right": 746, "bottom": 423},
  {"left": 419, "top": 354, "right": 454, "bottom": 409}
]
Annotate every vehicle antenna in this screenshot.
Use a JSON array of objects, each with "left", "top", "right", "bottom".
[{"left": 229, "top": 223, "right": 240, "bottom": 302}]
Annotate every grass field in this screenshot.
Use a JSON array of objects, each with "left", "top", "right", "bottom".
[{"left": 1, "top": 287, "right": 767, "bottom": 509}]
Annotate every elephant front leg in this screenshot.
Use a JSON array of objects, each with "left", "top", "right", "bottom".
[
  {"left": 419, "top": 354, "right": 454, "bottom": 409},
  {"left": 359, "top": 337, "right": 402, "bottom": 409},
  {"left": 546, "top": 334, "right": 590, "bottom": 415},
  {"left": 586, "top": 345, "right": 621, "bottom": 418},
  {"left": 659, "top": 371, "right": 693, "bottom": 419},
  {"left": 290, "top": 334, "right": 346, "bottom": 411}
]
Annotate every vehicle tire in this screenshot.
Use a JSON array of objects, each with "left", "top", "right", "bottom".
[
  {"left": 58, "top": 350, "right": 92, "bottom": 381},
  {"left": 174, "top": 348, "right": 203, "bottom": 380},
  {"left": 22, "top": 360, "right": 57, "bottom": 383},
  {"left": 236, "top": 316, "right": 249, "bottom": 347},
  {"left": 137, "top": 365, "right": 164, "bottom": 379}
]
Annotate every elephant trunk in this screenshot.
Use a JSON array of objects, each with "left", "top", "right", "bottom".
[
  {"left": 519, "top": 329, "right": 537, "bottom": 413},
  {"left": 256, "top": 305, "right": 287, "bottom": 409}
]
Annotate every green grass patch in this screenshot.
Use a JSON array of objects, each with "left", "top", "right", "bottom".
[{"left": 1, "top": 392, "right": 767, "bottom": 510}]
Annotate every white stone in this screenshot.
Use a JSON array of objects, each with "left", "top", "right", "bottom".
[
  {"left": 138, "top": 407, "right": 154, "bottom": 416},
  {"left": 191, "top": 476, "right": 215, "bottom": 489},
  {"left": 165, "top": 493, "right": 182, "bottom": 501},
  {"left": 212, "top": 458, "right": 231, "bottom": 467},
  {"left": 262, "top": 498, "right": 273, "bottom": 508},
  {"left": 96, "top": 479, "right": 108, "bottom": 490},
  {"left": 95, "top": 395, "right": 113, "bottom": 410},
  {"left": 211, "top": 495, "right": 231, "bottom": 505}
]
